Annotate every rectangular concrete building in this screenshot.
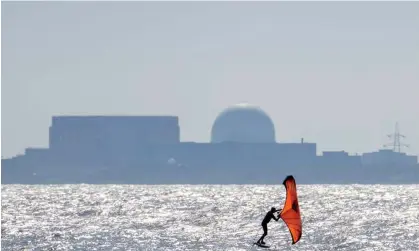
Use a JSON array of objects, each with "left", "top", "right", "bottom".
[{"left": 49, "top": 116, "right": 180, "bottom": 153}]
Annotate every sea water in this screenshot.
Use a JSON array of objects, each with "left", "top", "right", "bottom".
[{"left": 2, "top": 185, "right": 419, "bottom": 251}]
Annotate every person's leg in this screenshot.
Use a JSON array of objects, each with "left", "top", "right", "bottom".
[
  {"left": 257, "top": 233, "right": 264, "bottom": 244},
  {"left": 259, "top": 224, "right": 268, "bottom": 244},
  {"left": 257, "top": 224, "right": 267, "bottom": 243}
]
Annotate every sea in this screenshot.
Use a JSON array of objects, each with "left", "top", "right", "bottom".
[{"left": 1, "top": 185, "right": 419, "bottom": 251}]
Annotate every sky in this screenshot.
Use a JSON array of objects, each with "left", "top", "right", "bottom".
[{"left": 1, "top": 1, "right": 418, "bottom": 158}]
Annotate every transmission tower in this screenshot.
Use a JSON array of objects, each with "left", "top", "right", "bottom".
[{"left": 383, "top": 122, "right": 409, "bottom": 153}]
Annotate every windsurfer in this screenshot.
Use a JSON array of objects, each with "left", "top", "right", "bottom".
[{"left": 256, "top": 207, "right": 282, "bottom": 245}]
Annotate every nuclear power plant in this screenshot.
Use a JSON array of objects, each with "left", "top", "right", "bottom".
[{"left": 2, "top": 103, "right": 419, "bottom": 184}]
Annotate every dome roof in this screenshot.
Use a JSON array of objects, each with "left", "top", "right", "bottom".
[{"left": 211, "top": 103, "right": 276, "bottom": 143}]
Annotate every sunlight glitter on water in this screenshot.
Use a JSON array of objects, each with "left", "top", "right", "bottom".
[{"left": 2, "top": 185, "right": 419, "bottom": 251}]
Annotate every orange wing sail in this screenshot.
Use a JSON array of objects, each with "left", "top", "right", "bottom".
[{"left": 279, "top": 175, "right": 302, "bottom": 244}]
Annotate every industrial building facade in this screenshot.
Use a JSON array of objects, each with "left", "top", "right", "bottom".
[
  {"left": 49, "top": 116, "right": 180, "bottom": 153},
  {"left": 2, "top": 104, "right": 419, "bottom": 184}
]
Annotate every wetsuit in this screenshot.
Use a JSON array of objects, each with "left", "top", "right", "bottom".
[{"left": 257, "top": 210, "right": 280, "bottom": 244}]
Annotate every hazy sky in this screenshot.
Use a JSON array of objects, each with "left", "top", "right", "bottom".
[{"left": 2, "top": 1, "right": 418, "bottom": 158}]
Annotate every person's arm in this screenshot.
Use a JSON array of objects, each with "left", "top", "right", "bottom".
[{"left": 274, "top": 209, "right": 282, "bottom": 220}]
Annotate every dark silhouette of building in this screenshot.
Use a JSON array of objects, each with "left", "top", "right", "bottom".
[
  {"left": 50, "top": 115, "right": 180, "bottom": 150},
  {"left": 211, "top": 103, "right": 276, "bottom": 143},
  {"left": 2, "top": 104, "right": 418, "bottom": 184}
]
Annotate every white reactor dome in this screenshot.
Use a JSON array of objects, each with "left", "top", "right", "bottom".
[{"left": 211, "top": 103, "right": 276, "bottom": 143}]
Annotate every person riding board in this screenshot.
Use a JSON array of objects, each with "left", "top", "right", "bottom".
[{"left": 256, "top": 207, "right": 282, "bottom": 245}]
